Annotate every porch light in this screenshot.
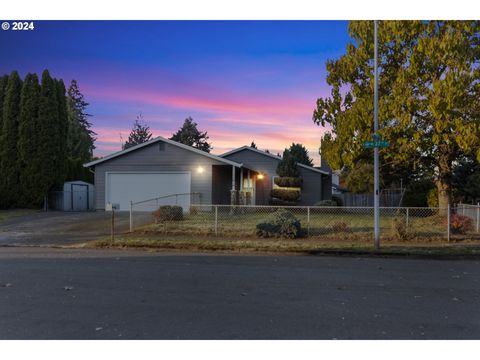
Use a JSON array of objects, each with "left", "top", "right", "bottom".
[
  {"left": 197, "top": 166, "right": 205, "bottom": 174},
  {"left": 257, "top": 173, "right": 264, "bottom": 180}
]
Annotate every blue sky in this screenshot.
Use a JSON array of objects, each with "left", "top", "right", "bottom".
[{"left": 0, "top": 20, "right": 350, "bottom": 163}]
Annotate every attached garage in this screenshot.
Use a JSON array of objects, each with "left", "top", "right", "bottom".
[{"left": 106, "top": 172, "right": 191, "bottom": 211}]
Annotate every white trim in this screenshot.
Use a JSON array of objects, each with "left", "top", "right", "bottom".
[
  {"left": 105, "top": 170, "right": 191, "bottom": 210},
  {"left": 221, "top": 146, "right": 330, "bottom": 175},
  {"left": 84, "top": 136, "right": 242, "bottom": 168}
]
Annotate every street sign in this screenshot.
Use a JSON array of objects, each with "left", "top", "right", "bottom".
[{"left": 363, "top": 140, "right": 389, "bottom": 148}]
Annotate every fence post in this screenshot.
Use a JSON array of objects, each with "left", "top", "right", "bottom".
[
  {"left": 129, "top": 201, "right": 133, "bottom": 232},
  {"left": 214, "top": 205, "right": 218, "bottom": 236},
  {"left": 476, "top": 203, "right": 479, "bottom": 233},
  {"left": 307, "top": 207, "right": 310, "bottom": 237},
  {"left": 462, "top": 203, "right": 465, "bottom": 216},
  {"left": 111, "top": 209, "right": 115, "bottom": 244},
  {"left": 406, "top": 207, "right": 409, "bottom": 229},
  {"left": 447, "top": 203, "right": 451, "bottom": 242}
]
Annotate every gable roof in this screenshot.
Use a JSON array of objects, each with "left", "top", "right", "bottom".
[
  {"left": 220, "top": 146, "right": 330, "bottom": 175},
  {"left": 84, "top": 136, "right": 243, "bottom": 168}
]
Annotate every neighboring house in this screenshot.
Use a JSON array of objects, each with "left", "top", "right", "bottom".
[{"left": 84, "top": 137, "right": 332, "bottom": 211}]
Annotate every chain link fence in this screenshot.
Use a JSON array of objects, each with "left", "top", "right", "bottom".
[{"left": 128, "top": 202, "right": 480, "bottom": 242}]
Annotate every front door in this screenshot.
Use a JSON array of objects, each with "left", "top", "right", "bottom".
[{"left": 243, "top": 176, "right": 256, "bottom": 205}]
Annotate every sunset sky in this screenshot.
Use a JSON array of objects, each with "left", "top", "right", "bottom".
[{"left": 0, "top": 20, "right": 350, "bottom": 165}]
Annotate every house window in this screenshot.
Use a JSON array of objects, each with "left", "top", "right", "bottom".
[{"left": 159, "top": 142, "right": 165, "bottom": 151}]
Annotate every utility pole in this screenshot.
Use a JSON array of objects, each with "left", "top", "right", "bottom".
[{"left": 374, "top": 20, "right": 380, "bottom": 250}]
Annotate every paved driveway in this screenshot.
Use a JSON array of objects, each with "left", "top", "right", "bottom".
[{"left": 0, "top": 211, "right": 133, "bottom": 246}]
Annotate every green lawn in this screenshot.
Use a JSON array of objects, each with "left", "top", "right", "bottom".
[{"left": 134, "top": 208, "right": 453, "bottom": 241}]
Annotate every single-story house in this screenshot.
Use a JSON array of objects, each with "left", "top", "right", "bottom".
[{"left": 84, "top": 136, "right": 332, "bottom": 211}]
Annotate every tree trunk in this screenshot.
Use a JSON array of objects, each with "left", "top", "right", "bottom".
[
  {"left": 437, "top": 147, "right": 453, "bottom": 214},
  {"left": 437, "top": 179, "right": 450, "bottom": 212}
]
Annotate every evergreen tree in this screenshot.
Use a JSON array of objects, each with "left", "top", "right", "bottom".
[
  {"left": 123, "top": 113, "right": 153, "bottom": 150},
  {"left": 0, "top": 71, "right": 23, "bottom": 208},
  {"left": 36, "top": 70, "right": 60, "bottom": 197},
  {"left": 170, "top": 117, "right": 211, "bottom": 152},
  {"left": 53, "top": 79, "right": 69, "bottom": 189},
  {"left": 0, "top": 75, "right": 9, "bottom": 135},
  {"left": 17, "top": 73, "right": 41, "bottom": 207},
  {"left": 250, "top": 141, "right": 257, "bottom": 149},
  {"left": 276, "top": 150, "right": 300, "bottom": 178},
  {"left": 66, "top": 80, "right": 96, "bottom": 182},
  {"left": 288, "top": 143, "right": 314, "bottom": 167}
]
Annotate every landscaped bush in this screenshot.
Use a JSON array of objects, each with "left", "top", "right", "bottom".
[
  {"left": 391, "top": 218, "right": 411, "bottom": 241},
  {"left": 447, "top": 213, "right": 473, "bottom": 235},
  {"left": 331, "top": 221, "right": 350, "bottom": 233},
  {"left": 153, "top": 205, "right": 183, "bottom": 222},
  {"left": 331, "top": 195, "right": 343, "bottom": 207},
  {"left": 256, "top": 209, "right": 302, "bottom": 239},
  {"left": 274, "top": 177, "right": 303, "bottom": 188},
  {"left": 314, "top": 200, "right": 337, "bottom": 207},
  {"left": 271, "top": 188, "right": 301, "bottom": 202}
]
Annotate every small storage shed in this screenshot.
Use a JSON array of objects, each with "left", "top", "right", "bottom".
[{"left": 61, "top": 181, "right": 95, "bottom": 211}]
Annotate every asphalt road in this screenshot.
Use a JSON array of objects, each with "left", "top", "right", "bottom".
[{"left": 0, "top": 247, "right": 479, "bottom": 339}]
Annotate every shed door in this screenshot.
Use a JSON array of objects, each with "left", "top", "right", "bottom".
[
  {"left": 71, "top": 184, "right": 88, "bottom": 211},
  {"left": 106, "top": 172, "right": 191, "bottom": 211}
]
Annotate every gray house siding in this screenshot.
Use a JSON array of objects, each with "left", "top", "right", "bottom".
[
  {"left": 222, "top": 149, "right": 280, "bottom": 205},
  {"left": 93, "top": 140, "right": 227, "bottom": 210},
  {"left": 223, "top": 148, "right": 329, "bottom": 205},
  {"left": 297, "top": 167, "right": 322, "bottom": 205}
]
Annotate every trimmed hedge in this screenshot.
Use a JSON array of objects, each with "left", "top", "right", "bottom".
[
  {"left": 153, "top": 205, "right": 183, "bottom": 222},
  {"left": 314, "top": 200, "right": 337, "bottom": 207},
  {"left": 256, "top": 209, "right": 302, "bottom": 239},
  {"left": 274, "top": 176, "right": 303, "bottom": 188},
  {"left": 271, "top": 188, "right": 301, "bottom": 202},
  {"left": 269, "top": 198, "right": 298, "bottom": 206}
]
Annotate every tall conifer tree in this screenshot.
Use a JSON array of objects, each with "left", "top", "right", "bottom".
[
  {"left": 66, "top": 80, "right": 96, "bottom": 181},
  {"left": 18, "top": 73, "right": 41, "bottom": 207},
  {"left": 0, "top": 71, "right": 23, "bottom": 208},
  {"left": 36, "top": 70, "right": 59, "bottom": 197}
]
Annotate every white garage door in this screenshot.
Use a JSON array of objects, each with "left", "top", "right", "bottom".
[{"left": 106, "top": 172, "right": 191, "bottom": 211}]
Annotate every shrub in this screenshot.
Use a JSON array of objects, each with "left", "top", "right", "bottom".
[
  {"left": 153, "top": 205, "right": 183, "bottom": 222},
  {"left": 274, "top": 177, "right": 303, "bottom": 188},
  {"left": 314, "top": 200, "right": 337, "bottom": 207},
  {"left": 448, "top": 213, "right": 473, "bottom": 235},
  {"left": 271, "top": 188, "right": 301, "bottom": 202},
  {"left": 331, "top": 195, "right": 343, "bottom": 206},
  {"left": 331, "top": 221, "right": 350, "bottom": 233},
  {"left": 256, "top": 209, "right": 302, "bottom": 239},
  {"left": 391, "top": 218, "right": 410, "bottom": 241},
  {"left": 276, "top": 152, "right": 300, "bottom": 178},
  {"left": 269, "top": 198, "right": 298, "bottom": 206}
]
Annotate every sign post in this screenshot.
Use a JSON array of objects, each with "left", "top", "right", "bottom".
[{"left": 373, "top": 20, "right": 380, "bottom": 250}]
